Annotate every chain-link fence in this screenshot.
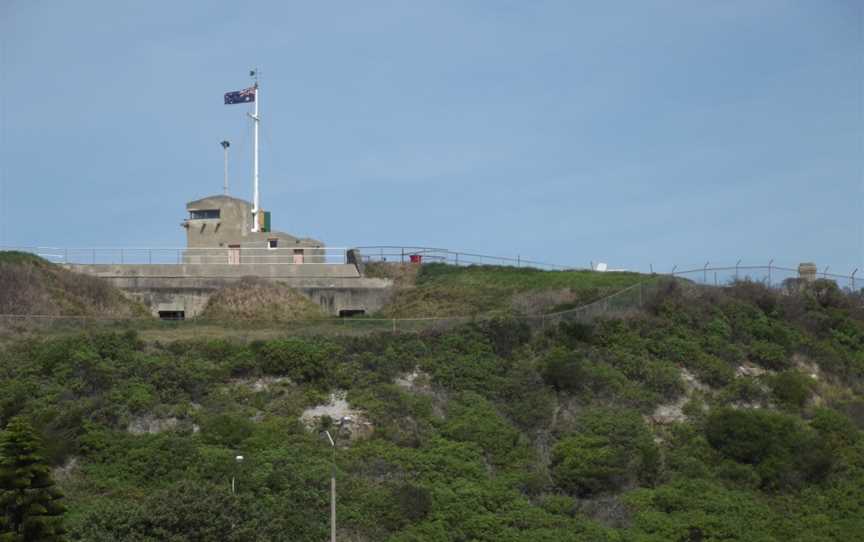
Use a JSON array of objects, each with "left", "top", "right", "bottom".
[{"left": 0, "top": 265, "right": 860, "bottom": 339}]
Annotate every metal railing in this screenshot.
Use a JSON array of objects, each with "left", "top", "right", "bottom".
[
  {"left": 353, "top": 246, "right": 574, "bottom": 270},
  {"left": 2, "top": 245, "right": 861, "bottom": 291},
  {"left": 1, "top": 245, "right": 574, "bottom": 269},
  {"left": 1, "top": 246, "right": 351, "bottom": 265}
]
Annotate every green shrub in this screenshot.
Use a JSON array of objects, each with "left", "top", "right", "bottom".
[
  {"left": 716, "top": 459, "right": 761, "bottom": 489},
  {"left": 769, "top": 371, "right": 813, "bottom": 410},
  {"left": 626, "top": 479, "right": 775, "bottom": 541},
  {"left": 478, "top": 317, "right": 531, "bottom": 358},
  {"left": 200, "top": 412, "right": 255, "bottom": 447},
  {"left": 441, "top": 392, "right": 528, "bottom": 469},
  {"left": 705, "top": 408, "right": 832, "bottom": 489},
  {"left": 256, "top": 338, "right": 341, "bottom": 383},
  {"left": 550, "top": 408, "right": 658, "bottom": 496},
  {"left": 749, "top": 340, "right": 789, "bottom": 370},
  {"left": 690, "top": 352, "right": 735, "bottom": 388},
  {"left": 540, "top": 347, "right": 585, "bottom": 392},
  {"left": 720, "top": 377, "right": 768, "bottom": 405}
]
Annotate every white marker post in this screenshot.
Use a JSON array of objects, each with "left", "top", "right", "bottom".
[{"left": 249, "top": 72, "right": 260, "bottom": 232}]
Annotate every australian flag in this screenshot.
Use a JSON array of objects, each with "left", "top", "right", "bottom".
[{"left": 224, "top": 86, "right": 256, "bottom": 105}]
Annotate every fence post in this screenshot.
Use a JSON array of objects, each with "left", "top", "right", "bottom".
[
  {"left": 735, "top": 259, "right": 741, "bottom": 281},
  {"left": 852, "top": 269, "right": 858, "bottom": 291},
  {"left": 401, "top": 248, "right": 404, "bottom": 264},
  {"left": 768, "top": 259, "right": 774, "bottom": 286}
]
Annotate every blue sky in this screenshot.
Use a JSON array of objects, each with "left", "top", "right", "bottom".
[{"left": 0, "top": 1, "right": 861, "bottom": 272}]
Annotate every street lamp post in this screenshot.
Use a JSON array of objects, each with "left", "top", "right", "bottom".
[
  {"left": 323, "top": 417, "right": 350, "bottom": 542},
  {"left": 325, "top": 431, "right": 336, "bottom": 542},
  {"left": 232, "top": 454, "right": 244, "bottom": 494}
]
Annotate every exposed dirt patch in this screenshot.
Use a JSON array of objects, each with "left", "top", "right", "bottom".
[
  {"left": 648, "top": 368, "right": 708, "bottom": 426},
  {"left": 394, "top": 368, "right": 432, "bottom": 393},
  {"left": 736, "top": 363, "right": 770, "bottom": 378},
  {"left": 230, "top": 376, "right": 292, "bottom": 392},
  {"left": 127, "top": 415, "right": 184, "bottom": 435},
  {"left": 362, "top": 262, "right": 420, "bottom": 288},
  {"left": 300, "top": 391, "right": 373, "bottom": 441}
]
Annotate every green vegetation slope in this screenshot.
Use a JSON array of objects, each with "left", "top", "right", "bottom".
[
  {"left": 370, "top": 262, "right": 645, "bottom": 317},
  {"left": 0, "top": 277, "right": 862, "bottom": 540}
]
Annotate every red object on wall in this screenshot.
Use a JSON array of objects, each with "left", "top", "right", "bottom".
[{"left": 409, "top": 254, "right": 422, "bottom": 264}]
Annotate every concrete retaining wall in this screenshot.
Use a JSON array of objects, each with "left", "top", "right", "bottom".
[
  {"left": 66, "top": 263, "right": 360, "bottom": 279},
  {"left": 64, "top": 264, "right": 392, "bottom": 318}
]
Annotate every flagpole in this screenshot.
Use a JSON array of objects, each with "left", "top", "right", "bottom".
[{"left": 251, "top": 74, "right": 260, "bottom": 232}]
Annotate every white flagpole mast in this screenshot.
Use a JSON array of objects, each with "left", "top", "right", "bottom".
[
  {"left": 220, "top": 140, "right": 230, "bottom": 195},
  {"left": 250, "top": 69, "right": 260, "bottom": 232}
]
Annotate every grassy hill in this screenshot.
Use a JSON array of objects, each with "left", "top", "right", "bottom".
[
  {"left": 0, "top": 275, "right": 862, "bottom": 540},
  {"left": 0, "top": 251, "right": 148, "bottom": 319},
  {"left": 368, "top": 262, "right": 646, "bottom": 317}
]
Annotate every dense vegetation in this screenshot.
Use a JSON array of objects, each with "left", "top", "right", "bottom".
[{"left": 0, "top": 272, "right": 863, "bottom": 540}]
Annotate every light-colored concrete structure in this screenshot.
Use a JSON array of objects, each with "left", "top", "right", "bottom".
[
  {"left": 67, "top": 264, "right": 392, "bottom": 318},
  {"left": 183, "top": 195, "right": 325, "bottom": 263},
  {"left": 65, "top": 194, "right": 389, "bottom": 319},
  {"left": 798, "top": 262, "right": 818, "bottom": 283}
]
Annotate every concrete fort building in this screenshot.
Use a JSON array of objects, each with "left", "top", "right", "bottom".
[
  {"left": 66, "top": 192, "right": 389, "bottom": 318},
  {"left": 182, "top": 194, "right": 325, "bottom": 264},
  {"left": 62, "top": 74, "right": 392, "bottom": 319}
]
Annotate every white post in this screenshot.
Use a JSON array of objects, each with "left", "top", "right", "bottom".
[
  {"left": 250, "top": 79, "right": 260, "bottom": 232},
  {"left": 221, "top": 140, "right": 230, "bottom": 195},
  {"left": 331, "top": 473, "right": 336, "bottom": 542},
  {"left": 324, "top": 430, "right": 337, "bottom": 542}
]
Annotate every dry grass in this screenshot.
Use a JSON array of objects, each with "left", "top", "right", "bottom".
[
  {"left": 0, "top": 251, "right": 149, "bottom": 318},
  {"left": 362, "top": 262, "right": 421, "bottom": 287},
  {"left": 198, "top": 278, "right": 326, "bottom": 322}
]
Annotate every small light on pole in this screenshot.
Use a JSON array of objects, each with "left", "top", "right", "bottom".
[{"left": 232, "top": 454, "right": 244, "bottom": 494}]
